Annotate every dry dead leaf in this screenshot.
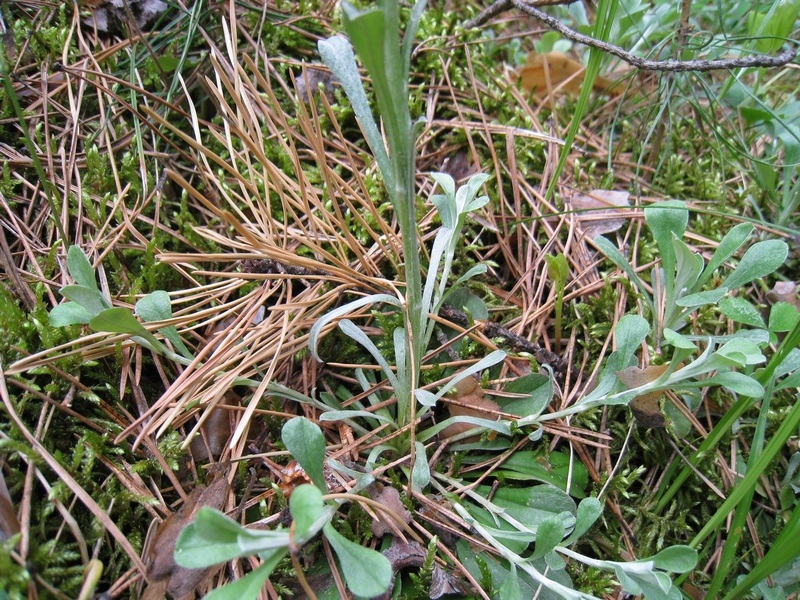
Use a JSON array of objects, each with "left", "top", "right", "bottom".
[
  {"left": 440, "top": 377, "right": 501, "bottom": 441},
  {"left": 277, "top": 460, "right": 312, "bottom": 499},
  {"left": 519, "top": 51, "right": 624, "bottom": 97},
  {"left": 143, "top": 466, "right": 230, "bottom": 598},
  {"left": 380, "top": 538, "right": 471, "bottom": 600},
  {"left": 430, "top": 565, "right": 472, "bottom": 599},
  {"left": 617, "top": 364, "right": 672, "bottom": 428},
  {"left": 367, "top": 484, "right": 412, "bottom": 537},
  {"left": 82, "top": 0, "right": 169, "bottom": 33},
  {"left": 190, "top": 393, "right": 237, "bottom": 463},
  {"left": 569, "top": 190, "right": 631, "bottom": 238},
  {"left": 766, "top": 281, "right": 798, "bottom": 308}
]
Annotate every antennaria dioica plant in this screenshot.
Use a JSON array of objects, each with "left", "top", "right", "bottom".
[{"left": 42, "top": 0, "right": 800, "bottom": 596}]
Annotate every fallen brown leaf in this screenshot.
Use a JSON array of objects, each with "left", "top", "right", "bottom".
[
  {"left": 143, "top": 466, "right": 230, "bottom": 598},
  {"left": 617, "top": 364, "right": 673, "bottom": 428},
  {"left": 569, "top": 190, "right": 631, "bottom": 238},
  {"left": 767, "top": 281, "right": 798, "bottom": 308},
  {"left": 380, "top": 538, "right": 471, "bottom": 600},
  {"left": 519, "top": 51, "right": 624, "bottom": 97},
  {"left": 440, "top": 378, "right": 501, "bottom": 441},
  {"left": 367, "top": 484, "right": 412, "bottom": 537}
]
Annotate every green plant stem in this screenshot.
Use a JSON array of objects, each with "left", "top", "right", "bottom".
[
  {"left": 722, "top": 501, "right": 800, "bottom": 599},
  {"left": 543, "top": 0, "right": 619, "bottom": 201},
  {"left": 656, "top": 318, "right": 800, "bottom": 513},
  {"left": 704, "top": 384, "right": 772, "bottom": 597}
]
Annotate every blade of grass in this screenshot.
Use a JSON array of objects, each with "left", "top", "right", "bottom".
[{"left": 544, "top": 0, "right": 620, "bottom": 201}]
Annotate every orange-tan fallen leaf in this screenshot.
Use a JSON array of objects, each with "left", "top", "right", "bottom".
[
  {"left": 519, "top": 51, "right": 624, "bottom": 97},
  {"left": 440, "top": 377, "right": 501, "bottom": 441},
  {"left": 617, "top": 364, "right": 679, "bottom": 428}
]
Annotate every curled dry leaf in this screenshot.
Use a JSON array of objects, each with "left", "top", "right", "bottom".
[
  {"left": 142, "top": 466, "right": 230, "bottom": 599},
  {"left": 518, "top": 51, "right": 624, "bottom": 97},
  {"left": 295, "top": 66, "right": 337, "bottom": 104},
  {"left": 379, "top": 538, "right": 471, "bottom": 600},
  {"left": 277, "top": 460, "right": 313, "bottom": 499},
  {"left": 616, "top": 364, "right": 676, "bottom": 428},
  {"left": 766, "top": 281, "right": 798, "bottom": 308},
  {"left": 189, "top": 393, "right": 237, "bottom": 463},
  {"left": 367, "top": 484, "right": 412, "bottom": 537},
  {"left": 440, "top": 377, "right": 501, "bottom": 441},
  {"left": 569, "top": 190, "right": 631, "bottom": 238}
]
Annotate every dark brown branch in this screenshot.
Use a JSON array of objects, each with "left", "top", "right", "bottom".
[
  {"left": 464, "top": 0, "right": 577, "bottom": 29},
  {"left": 465, "top": 0, "right": 797, "bottom": 72},
  {"left": 438, "top": 305, "right": 568, "bottom": 375}
]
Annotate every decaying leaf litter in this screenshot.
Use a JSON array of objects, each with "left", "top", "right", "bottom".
[{"left": 1, "top": 0, "right": 799, "bottom": 598}]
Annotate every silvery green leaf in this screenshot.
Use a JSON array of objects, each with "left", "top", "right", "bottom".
[
  {"left": 282, "top": 417, "right": 327, "bottom": 493},
  {"left": 719, "top": 296, "right": 766, "bottom": 328},
  {"left": 401, "top": 0, "right": 428, "bottom": 75},
  {"left": 415, "top": 389, "right": 438, "bottom": 407},
  {"left": 593, "top": 236, "right": 654, "bottom": 317},
  {"left": 497, "top": 564, "right": 522, "bottom": 600},
  {"left": 769, "top": 302, "right": 800, "bottom": 333},
  {"left": 290, "top": 484, "right": 325, "bottom": 538},
  {"left": 705, "top": 372, "right": 764, "bottom": 397},
  {"left": 697, "top": 222, "right": 753, "bottom": 289},
  {"left": 203, "top": 555, "right": 286, "bottom": 600},
  {"left": 135, "top": 290, "right": 172, "bottom": 321},
  {"left": 49, "top": 301, "right": 95, "bottom": 327},
  {"left": 324, "top": 523, "right": 392, "bottom": 597},
  {"left": 433, "top": 350, "right": 506, "bottom": 401},
  {"left": 393, "top": 327, "right": 408, "bottom": 388},
  {"left": 136, "top": 291, "right": 193, "bottom": 358},
  {"left": 338, "top": 319, "right": 400, "bottom": 391},
  {"left": 716, "top": 338, "right": 766, "bottom": 365},
  {"left": 531, "top": 516, "right": 566, "bottom": 559},
  {"left": 503, "top": 372, "right": 553, "bottom": 418},
  {"left": 422, "top": 228, "right": 454, "bottom": 315},
  {"left": 465, "top": 194, "right": 490, "bottom": 213},
  {"left": 430, "top": 172, "right": 456, "bottom": 198},
  {"left": 66, "top": 245, "right": 99, "bottom": 291},
  {"left": 317, "top": 36, "right": 392, "bottom": 189},
  {"left": 663, "top": 328, "right": 697, "bottom": 350},
  {"left": 722, "top": 239, "right": 788, "bottom": 291},
  {"left": 417, "top": 415, "right": 512, "bottom": 442},
  {"left": 89, "top": 307, "right": 157, "bottom": 343},
  {"left": 648, "top": 545, "right": 697, "bottom": 573},
  {"left": 60, "top": 285, "right": 111, "bottom": 314},
  {"left": 671, "top": 237, "right": 704, "bottom": 301},
  {"left": 564, "top": 497, "right": 602, "bottom": 544},
  {"left": 308, "top": 293, "right": 402, "bottom": 360},
  {"left": 675, "top": 287, "right": 728, "bottom": 308},
  {"left": 320, "top": 410, "right": 396, "bottom": 424},
  {"left": 644, "top": 200, "right": 688, "bottom": 288},
  {"left": 412, "top": 441, "right": 430, "bottom": 491},
  {"left": 613, "top": 315, "right": 650, "bottom": 360}
]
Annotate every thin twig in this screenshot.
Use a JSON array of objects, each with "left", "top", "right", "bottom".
[
  {"left": 464, "top": 0, "right": 575, "bottom": 29},
  {"left": 466, "top": 0, "right": 797, "bottom": 72},
  {"left": 437, "top": 305, "right": 567, "bottom": 374}
]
